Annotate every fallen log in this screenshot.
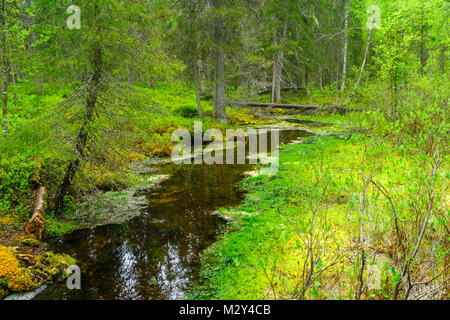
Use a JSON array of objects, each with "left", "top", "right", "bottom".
[
  {"left": 255, "top": 86, "right": 305, "bottom": 95},
  {"left": 228, "top": 102, "right": 322, "bottom": 110},
  {"left": 226, "top": 102, "right": 362, "bottom": 113},
  {"left": 25, "top": 186, "right": 47, "bottom": 240}
]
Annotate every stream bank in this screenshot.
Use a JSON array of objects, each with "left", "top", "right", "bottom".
[{"left": 32, "top": 124, "right": 319, "bottom": 300}]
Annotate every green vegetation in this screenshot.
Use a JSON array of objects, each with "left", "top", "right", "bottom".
[
  {"left": 0, "top": 82, "right": 257, "bottom": 223},
  {"left": 0, "top": 0, "right": 448, "bottom": 300},
  {"left": 0, "top": 244, "right": 75, "bottom": 299},
  {"left": 195, "top": 119, "right": 448, "bottom": 300},
  {"left": 194, "top": 66, "right": 448, "bottom": 300}
]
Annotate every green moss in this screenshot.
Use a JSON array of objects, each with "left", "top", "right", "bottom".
[
  {"left": 38, "top": 252, "right": 76, "bottom": 271},
  {"left": 0, "top": 214, "right": 17, "bottom": 226},
  {"left": 19, "top": 238, "right": 41, "bottom": 247},
  {"left": 193, "top": 128, "right": 449, "bottom": 300},
  {"left": 44, "top": 215, "right": 78, "bottom": 238},
  {"left": 0, "top": 245, "right": 75, "bottom": 297}
]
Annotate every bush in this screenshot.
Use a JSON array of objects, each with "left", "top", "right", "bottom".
[
  {"left": 174, "top": 105, "right": 200, "bottom": 118},
  {"left": 0, "top": 161, "right": 40, "bottom": 218},
  {"left": 44, "top": 213, "right": 77, "bottom": 238}
]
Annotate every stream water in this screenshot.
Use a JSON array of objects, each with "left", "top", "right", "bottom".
[{"left": 34, "top": 128, "right": 314, "bottom": 300}]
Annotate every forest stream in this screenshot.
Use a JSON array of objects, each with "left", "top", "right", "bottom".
[{"left": 31, "top": 126, "right": 315, "bottom": 300}]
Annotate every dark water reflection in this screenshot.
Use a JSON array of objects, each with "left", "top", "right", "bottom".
[{"left": 35, "top": 129, "right": 314, "bottom": 300}]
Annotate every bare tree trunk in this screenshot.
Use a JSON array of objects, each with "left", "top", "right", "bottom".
[
  {"left": 335, "top": 60, "right": 340, "bottom": 91},
  {"left": 271, "top": 20, "right": 287, "bottom": 103},
  {"left": 214, "top": 47, "right": 227, "bottom": 123},
  {"left": 305, "top": 65, "right": 310, "bottom": 96},
  {"left": 194, "top": 61, "right": 203, "bottom": 117},
  {"left": 327, "top": 41, "right": 333, "bottom": 87},
  {"left": 318, "top": 64, "right": 323, "bottom": 90},
  {"left": 212, "top": 0, "right": 227, "bottom": 124},
  {"left": 419, "top": 2, "right": 426, "bottom": 74},
  {"left": 353, "top": 0, "right": 378, "bottom": 95},
  {"left": 54, "top": 42, "right": 103, "bottom": 214},
  {"left": 270, "top": 31, "right": 277, "bottom": 104},
  {"left": 198, "top": 58, "right": 206, "bottom": 94},
  {"left": 340, "top": 0, "right": 350, "bottom": 93},
  {"left": 11, "top": 64, "right": 18, "bottom": 100},
  {"left": 275, "top": 22, "right": 287, "bottom": 102},
  {"left": 206, "top": 60, "right": 212, "bottom": 94},
  {"left": 1, "top": 0, "right": 8, "bottom": 135}
]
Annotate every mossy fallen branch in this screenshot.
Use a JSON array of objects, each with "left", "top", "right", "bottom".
[{"left": 25, "top": 186, "right": 47, "bottom": 240}]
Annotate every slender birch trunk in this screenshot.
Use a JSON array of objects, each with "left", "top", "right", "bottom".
[
  {"left": 353, "top": 0, "right": 378, "bottom": 95},
  {"left": 340, "top": 0, "right": 350, "bottom": 94}
]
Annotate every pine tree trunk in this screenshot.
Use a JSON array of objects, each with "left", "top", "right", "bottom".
[
  {"left": 271, "top": 21, "right": 287, "bottom": 103},
  {"left": 194, "top": 61, "right": 203, "bottom": 117},
  {"left": 275, "top": 22, "right": 287, "bottom": 102},
  {"left": 11, "top": 64, "right": 18, "bottom": 100},
  {"left": 1, "top": 0, "right": 8, "bottom": 135},
  {"left": 54, "top": 42, "right": 103, "bottom": 214},
  {"left": 214, "top": 47, "right": 227, "bottom": 124},
  {"left": 206, "top": 60, "right": 212, "bottom": 94},
  {"left": 318, "top": 64, "right": 323, "bottom": 90},
  {"left": 270, "top": 31, "right": 277, "bottom": 104},
  {"left": 212, "top": 0, "right": 227, "bottom": 124},
  {"left": 198, "top": 58, "right": 206, "bottom": 94},
  {"left": 335, "top": 59, "right": 340, "bottom": 91}
]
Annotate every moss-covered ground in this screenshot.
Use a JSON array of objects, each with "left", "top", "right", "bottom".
[{"left": 192, "top": 115, "right": 448, "bottom": 300}]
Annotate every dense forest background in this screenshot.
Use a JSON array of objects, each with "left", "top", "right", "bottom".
[{"left": 0, "top": 0, "right": 448, "bottom": 300}]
